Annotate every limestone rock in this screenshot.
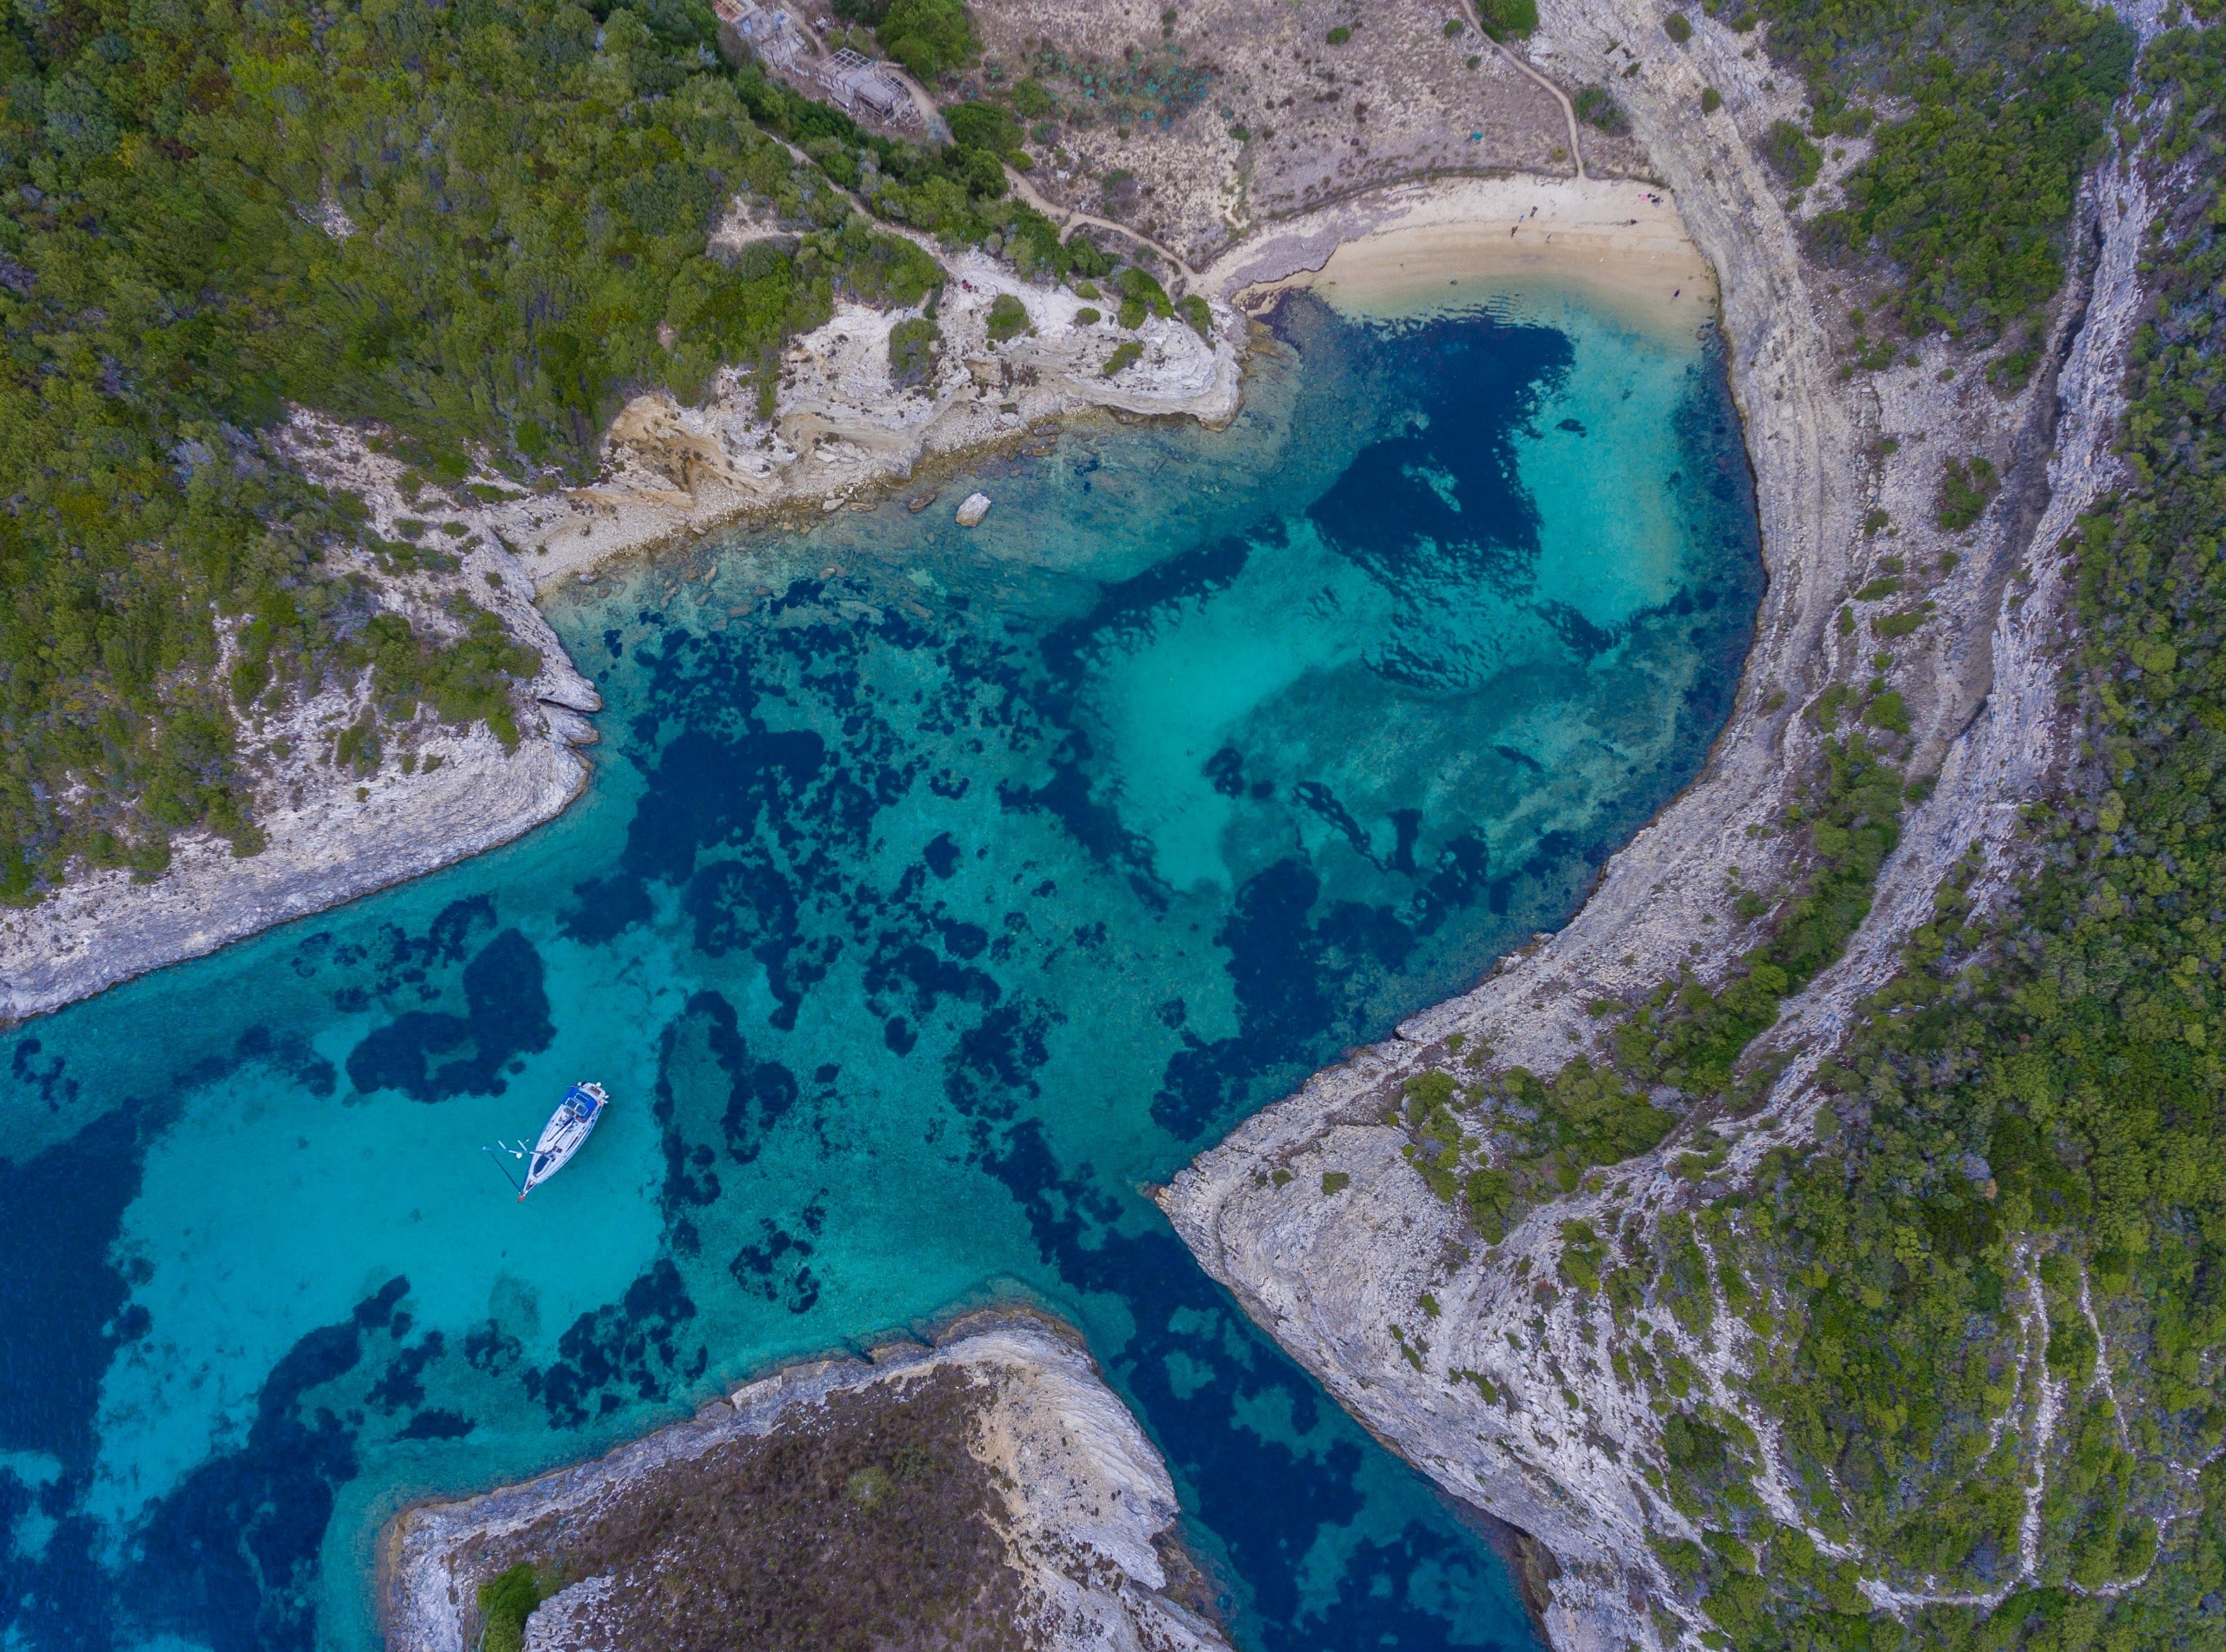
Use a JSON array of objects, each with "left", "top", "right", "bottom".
[{"left": 382, "top": 1314, "right": 1229, "bottom": 1652}]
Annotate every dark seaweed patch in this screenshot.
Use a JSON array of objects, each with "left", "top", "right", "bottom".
[
  {"left": 397, "top": 1409, "right": 475, "bottom": 1441},
  {"left": 344, "top": 929, "right": 554, "bottom": 1101},
  {"left": 0, "top": 1109, "right": 145, "bottom": 1469},
  {"left": 1306, "top": 319, "right": 1565, "bottom": 603},
  {"left": 727, "top": 1199, "right": 825, "bottom": 1314},
  {"left": 527, "top": 1262, "right": 705, "bottom": 1428},
  {"left": 369, "top": 1331, "right": 445, "bottom": 1413},
  {"left": 8, "top": 1037, "right": 79, "bottom": 1111},
  {"left": 558, "top": 875, "right": 654, "bottom": 944},
  {"left": 126, "top": 1278, "right": 406, "bottom": 1652},
  {"left": 1153, "top": 858, "right": 1413, "bottom": 1140}
]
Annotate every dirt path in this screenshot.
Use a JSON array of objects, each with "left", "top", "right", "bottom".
[
  {"left": 1461, "top": 8, "right": 1588, "bottom": 177},
  {"left": 1002, "top": 164, "right": 1200, "bottom": 285}
]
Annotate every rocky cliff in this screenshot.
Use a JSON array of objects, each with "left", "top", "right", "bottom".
[{"left": 1162, "top": 0, "right": 2168, "bottom": 1644}]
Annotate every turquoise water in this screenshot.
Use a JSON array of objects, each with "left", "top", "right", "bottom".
[{"left": 0, "top": 286, "right": 1758, "bottom": 1652}]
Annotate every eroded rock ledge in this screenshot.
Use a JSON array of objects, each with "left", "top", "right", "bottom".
[
  {"left": 381, "top": 1314, "right": 1227, "bottom": 1652},
  {"left": 1157, "top": 0, "right": 2160, "bottom": 1645}
]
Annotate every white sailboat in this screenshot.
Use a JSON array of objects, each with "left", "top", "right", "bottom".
[{"left": 495, "top": 1082, "right": 610, "bottom": 1201}]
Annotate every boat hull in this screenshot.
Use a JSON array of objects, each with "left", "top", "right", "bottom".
[{"left": 518, "top": 1083, "right": 609, "bottom": 1199}]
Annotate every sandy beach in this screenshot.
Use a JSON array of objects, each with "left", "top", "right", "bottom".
[{"left": 1203, "top": 176, "right": 1716, "bottom": 336}]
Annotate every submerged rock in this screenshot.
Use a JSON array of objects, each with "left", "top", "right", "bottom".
[
  {"left": 382, "top": 1313, "right": 1227, "bottom": 1652},
  {"left": 956, "top": 491, "right": 993, "bottom": 527}
]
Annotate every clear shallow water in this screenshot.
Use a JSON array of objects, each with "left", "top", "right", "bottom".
[{"left": 0, "top": 287, "right": 1758, "bottom": 1652}]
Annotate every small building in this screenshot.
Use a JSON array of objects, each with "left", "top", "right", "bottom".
[
  {"left": 816, "top": 49, "right": 918, "bottom": 125},
  {"left": 715, "top": 0, "right": 808, "bottom": 70}
]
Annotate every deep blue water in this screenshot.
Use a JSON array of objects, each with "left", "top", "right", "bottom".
[{"left": 0, "top": 285, "right": 1759, "bottom": 1652}]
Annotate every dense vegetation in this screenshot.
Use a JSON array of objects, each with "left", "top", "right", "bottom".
[
  {"left": 0, "top": 0, "right": 1069, "bottom": 903},
  {"left": 828, "top": 0, "right": 975, "bottom": 83},
  {"left": 0, "top": 0, "right": 786, "bottom": 892},
  {"left": 1536, "top": 16, "right": 2223, "bottom": 1647},
  {"left": 1683, "top": 23, "right": 2226, "bottom": 1642},
  {"left": 476, "top": 1562, "right": 544, "bottom": 1652},
  {"left": 1744, "top": 0, "right": 2133, "bottom": 363}
]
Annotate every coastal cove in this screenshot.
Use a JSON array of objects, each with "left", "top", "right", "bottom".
[{"left": 0, "top": 261, "right": 1761, "bottom": 1652}]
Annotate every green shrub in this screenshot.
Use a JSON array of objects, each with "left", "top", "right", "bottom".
[
  {"left": 1322, "top": 1171, "right": 1350, "bottom": 1194},
  {"left": 1863, "top": 689, "right": 1909, "bottom": 734},
  {"left": 1103, "top": 341, "right": 1144, "bottom": 376},
  {"left": 985, "top": 293, "right": 1030, "bottom": 342},
  {"left": 1558, "top": 1219, "right": 1607, "bottom": 1290},
  {"left": 1937, "top": 455, "right": 1998, "bottom": 530},
  {"left": 1761, "top": 117, "right": 1822, "bottom": 187},
  {"left": 1116, "top": 266, "right": 1175, "bottom": 319},
  {"left": 1702, "top": 86, "right": 1723, "bottom": 112},
  {"left": 945, "top": 102, "right": 1020, "bottom": 157},
  {"left": 1665, "top": 11, "right": 1693, "bottom": 42},
  {"left": 1326, "top": 25, "right": 1352, "bottom": 43},
  {"left": 878, "top": 0, "right": 975, "bottom": 80},
  {"left": 1074, "top": 306, "right": 1103, "bottom": 325},
  {"left": 477, "top": 1564, "right": 543, "bottom": 1652},
  {"left": 1574, "top": 86, "right": 1628, "bottom": 131},
  {"left": 888, "top": 316, "right": 943, "bottom": 387},
  {"left": 1766, "top": 0, "right": 2131, "bottom": 343},
  {"left": 1463, "top": 1167, "right": 1515, "bottom": 1239},
  {"left": 1177, "top": 293, "right": 1214, "bottom": 340},
  {"left": 1474, "top": 0, "right": 1537, "bottom": 39}
]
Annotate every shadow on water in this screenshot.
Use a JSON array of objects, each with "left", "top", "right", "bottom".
[{"left": 0, "top": 290, "right": 1759, "bottom": 1652}]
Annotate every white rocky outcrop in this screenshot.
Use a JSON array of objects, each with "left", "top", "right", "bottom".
[
  {"left": 383, "top": 1316, "right": 1229, "bottom": 1652},
  {"left": 0, "top": 462, "right": 600, "bottom": 1022},
  {"left": 1161, "top": 1, "right": 2168, "bottom": 1646},
  {"left": 473, "top": 250, "right": 1242, "bottom": 592}
]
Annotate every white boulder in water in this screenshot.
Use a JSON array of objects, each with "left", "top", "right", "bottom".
[{"left": 956, "top": 491, "right": 992, "bottom": 527}]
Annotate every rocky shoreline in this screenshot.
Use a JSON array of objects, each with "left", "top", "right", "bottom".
[
  {"left": 1156, "top": 0, "right": 2163, "bottom": 1644},
  {"left": 2, "top": 159, "right": 1709, "bottom": 1028},
  {"left": 0, "top": 530, "right": 604, "bottom": 1023},
  {"left": 0, "top": 244, "right": 1242, "bottom": 1025},
  {"left": 380, "top": 1313, "right": 1228, "bottom": 1652}
]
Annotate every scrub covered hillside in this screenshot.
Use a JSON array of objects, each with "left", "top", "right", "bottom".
[
  {"left": 1641, "top": 7, "right": 2226, "bottom": 1642},
  {"left": 1364, "top": 2, "right": 2226, "bottom": 1642},
  {"left": 0, "top": 0, "right": 1055, "bottom": 907},
  {"left": 1636, "top": 21, "right": 2226, "bottom": 1620},
  {"left": 1716, "top": 23, "right": 2226, "bottom": 1642}
]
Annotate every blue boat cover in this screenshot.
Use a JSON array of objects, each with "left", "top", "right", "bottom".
[{"left": 566, "top": 1085, "right": 598, "bottom": 1116}]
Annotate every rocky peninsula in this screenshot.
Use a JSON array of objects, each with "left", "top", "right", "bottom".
[
  {"left": 381, "top": 1315, "right": 1227, "bottom": 1652},
  {"left": 1162, "top": 0, "right": 2183, "bottom": 1645}
]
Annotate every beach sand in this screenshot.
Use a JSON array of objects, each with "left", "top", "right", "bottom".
[{"left": 1208, "top": 176, "right": 1716, "bottom": 337}]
